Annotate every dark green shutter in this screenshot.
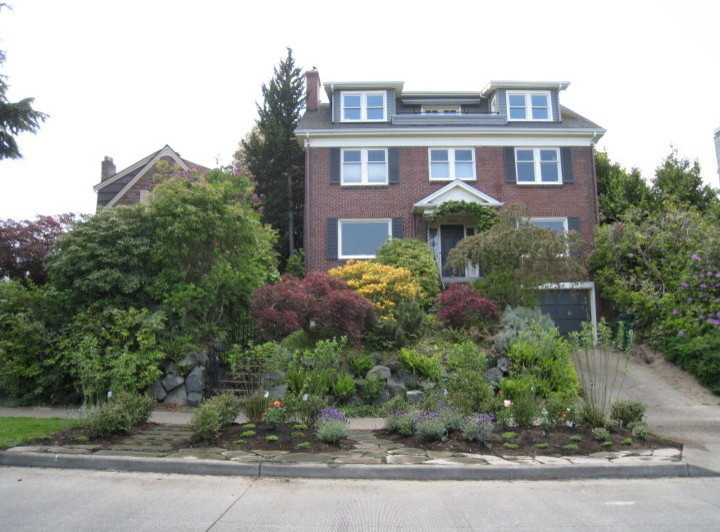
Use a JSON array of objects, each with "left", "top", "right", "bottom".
[
  {"left": 326, "top": 218, "right": 338, "bottom": 259},
  {"left": 504, "top": 147, "right": 516, "bottom": 183},
  {"left": 392, "top": 217, "right": 404, "bottom": 239},
  {"left": 561, "top": 148, "right": 574, "bottom": 183},
  {"left": 388, "top": 148, "right": 399, "bottom": 184},
  {"left": 330, "top": 149, "right": 340, "bottom": 184}
]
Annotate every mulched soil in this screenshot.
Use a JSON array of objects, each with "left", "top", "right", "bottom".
[
  {"left": 23, "top": 423, "right": 159, "bottom": 449},
  {"left": 20, "top": 421, "right": 682, "bottom": 457},
  {"left": 375, "top": 425, "right": 682, "bottom": 456}
]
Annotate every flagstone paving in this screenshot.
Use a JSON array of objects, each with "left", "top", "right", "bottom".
[{"left": 5, "top": 426, "right": 683, "bottom": 468}]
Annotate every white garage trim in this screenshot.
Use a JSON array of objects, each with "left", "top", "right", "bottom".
[{"left": 538, "top": 281, "right": 597, "bottom": 344}]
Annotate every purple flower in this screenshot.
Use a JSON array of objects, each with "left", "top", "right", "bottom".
[
  {"left": 628, "top": 253, "right": 635, "bottom": 258},
  {"left": 699, "top": 316, "right": 706, "bottom": 320},
  {"left": 672, "top": 309, "right": 679, "bottom": 315},
  {"left": 681, "top": 282, "right": 689, "bottom": 288},
  {"left": 700, "top": 283, "right": 708, "bottom": 288},
  {"left": 316, "top": 408, "right": 349, "bottom": 424},
  {"left": 678, "top": 330, "right": 685, "bottom": 336},
  {"left": 692, "top": 254, "right": 701, "bottom": 260},
  {"left": 687, "top": 297, "right": 694, "bottom": 302}
]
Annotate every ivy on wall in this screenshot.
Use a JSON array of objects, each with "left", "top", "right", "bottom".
[{"left": 425, "top": 201, "right": 500, "bottom": 233}]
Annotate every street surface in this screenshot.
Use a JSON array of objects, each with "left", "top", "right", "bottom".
[{"left": 1, "top": 467, "right": 719, "bottom": 530}]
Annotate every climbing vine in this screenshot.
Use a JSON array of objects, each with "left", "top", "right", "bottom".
[{"left": 425, "top": 201, "right": 500, "bottom": 233}]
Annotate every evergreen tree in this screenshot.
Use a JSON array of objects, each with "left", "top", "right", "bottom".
[
  {"left": 0, "top": 50, "right": 47, "bottom": 160},
  {"left": 238, "top": 48, "right": 305, "bottom": 263},
  {"left": 651, "top": 147, "right": 718, "bottom": 213},
  {"left": 595, "top": 151, "right": 652, "bottom": 223}
]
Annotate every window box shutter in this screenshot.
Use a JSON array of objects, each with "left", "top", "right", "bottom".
[
  {"left": 392, "top": 217, "right": 404, "bottom": 239},
  {"left": 388, "top": 148, "right": 399, "bottom": 184},
  {"left": 330, "top": 148, "right": 341, "bottom": 184},
  {"left": 504, "top": 147, "right": 516, "bottom": 183},
  {"left": 561, "top": 148, "right": 574, "bottom": 183},
  {"left": 326, "top": 218, "right": 338, "bottom": 259}
]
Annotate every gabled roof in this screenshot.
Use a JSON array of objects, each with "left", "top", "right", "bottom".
[
  {"left": 94, "top": 145, "right": 202, "bottom": 208},
  {"left": 413, "top": 180, "right": 503, "bottom": 214}
]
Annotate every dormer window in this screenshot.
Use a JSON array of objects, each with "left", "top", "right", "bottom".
[
  {"left": 422, "top": 105, "right": 460, "bottom": 115},
  {"left": 506, "top": 91, "right": 552, "bottom": 121},
  {"left": 341, "top": 91, "right": 386, "bottom": 122}
]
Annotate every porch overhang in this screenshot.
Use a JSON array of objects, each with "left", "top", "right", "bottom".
[{"left": 413, "top": 180, "right": 503, "bottom": 215}]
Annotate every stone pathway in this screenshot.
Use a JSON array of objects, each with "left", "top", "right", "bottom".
[{"left": 4, "top": 428, "right": 682, "bottom": 467}]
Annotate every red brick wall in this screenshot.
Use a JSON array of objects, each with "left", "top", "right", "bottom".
[{"left": 306, "top": 146, "right": 598, "bottom": 272}]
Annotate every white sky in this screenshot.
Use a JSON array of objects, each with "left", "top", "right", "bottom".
[{"left": 1, "top": 0, "right": 718, "bottom": 220}]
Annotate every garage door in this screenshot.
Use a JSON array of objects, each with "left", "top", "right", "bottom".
[{"left": 538, "top": 289, "right": 591, "bottom": 336}]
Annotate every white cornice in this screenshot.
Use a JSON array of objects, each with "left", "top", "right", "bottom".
[{"left": 481, "top": 80, "right": 570, "bottom": 96}]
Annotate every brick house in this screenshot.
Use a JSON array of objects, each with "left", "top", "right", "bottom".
[
  {"left": 296, "top": 70, "right": 605, "bottom": 333},
  {"left": 93, "top": 145, "right": 205, "bottom": 210}
]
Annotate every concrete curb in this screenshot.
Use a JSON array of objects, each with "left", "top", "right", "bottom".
[{"left": 2, "top": 450, "right": 715, "bottom": 481}]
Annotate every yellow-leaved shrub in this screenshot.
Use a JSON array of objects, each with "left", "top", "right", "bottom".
[{"left": 329, "top": 260, "right": 420, "bottom": 319}]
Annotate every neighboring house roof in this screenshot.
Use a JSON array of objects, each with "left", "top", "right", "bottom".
[
  {"left": 413, "top": 180, "right": 503, "bottom": 214},
  {"left": 297, "top": 103, "right": 603, "bottom": 132},
  {"left": 93, "top": 145, "right": 203, "bottom": 208}
]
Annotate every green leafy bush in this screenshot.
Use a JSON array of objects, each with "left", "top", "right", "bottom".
[
  {"left": 284, "top": 393, "right": 327, "bottom": 426},
  {"left": 397, "top": 348, "right": 441, "bottom": 381},
  {"left": 631, "top": 422, "right": 649, "bottom": 439},
  {"left": 592, "top": 427, "right": 610, "bottom": 441},
  {"left": 210, "top": 393, "right": 242, "bottom": 425},
  {"left": 226, "top": 342, "right": 284, "bottom": 396},
  {"left": 460, "top": 414, "right": 494, "bottom": 442},
  {"left": 610, "top": 399, "right": 646, "bottom": 427},
  {"left": 663, "top": 334, "right": 720, "bottom": 394},
  {"left": 332, "top": 373, "right": 356, "bottom": 403},
  {"left": 315, "top": 408, "right": 349, "bottom": 444},
  {"left": 494, "top": 306, "right": 555, "bottom": 355},
  {"left": 365, "top": 299, "right": 426, "bottom": 350},
  {"left": 191, "top": 393, "right": 242, "bottom": 442},
  {"left": 58, "top": 307, "right": 166, "bottom": 404},
  {"left": 358, "top": 375, "right": 383, "bottom": 403},
  {"left": 376, "top": 238, "right": 441, "bottom": 308},
  {"left": 415, "top": 417, "right": 446, "bottom": 442},
  {"left": 445, "top": 342, "right": 493, "bottom": 414},
  {"left": 88, "top": 393, "right": 155, "bottom": 438},
  {"left": 347, "top": 351, "right": 375, "bottom": 379}
]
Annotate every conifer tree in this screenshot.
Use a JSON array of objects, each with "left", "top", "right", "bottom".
[
  {"left": 0, "top": 49, "right": 47, "bottom": 160},
  {"left": 238, "top": 48, "right": 305, "bottom": 262}
]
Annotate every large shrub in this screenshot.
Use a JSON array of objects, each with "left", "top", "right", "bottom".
[
  {"left": 250, "top": 272, "right": 375, "bottom": 343},
  {"left": 87, "top": 393, "right": 155, "bottom": 438},
  {"left": 494, "top": 306, "right": 555, "bottom": 354},
  {"left": 57, "top": 307, "right": 166, "bottom": 404},
  {"left": 663, "top": 334, "right": 720, "bottom": 394},
  {"left": 436, "top": 283, "right": 499, "bottom": 330},
  {"left": 376, "top": 238, "right": 440, "bottom": 307},
  {"left": 329, "top": 260, "right": 420, "bottom": 320}
]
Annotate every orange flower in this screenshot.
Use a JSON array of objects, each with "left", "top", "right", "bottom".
[
  {"left": 561, "top": 413, "right": 567, "bottom": 418},
  {"left": 273, "top": 401, "right": 282, "bottom": 408}
]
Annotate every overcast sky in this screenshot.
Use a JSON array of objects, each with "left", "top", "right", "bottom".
[{"left": 1, "top": 0, "right": 718, "bottom": 220}]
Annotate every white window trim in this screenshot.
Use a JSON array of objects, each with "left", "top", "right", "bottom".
[
  {"left": 341, "top": 148, "right": 389, "bottom": 186},
  {"left": 515, "top": 147, "right": 563, "bottom": 185},
  {"left": 341, "top": 91, "right": 387, "bottom": 122},
  {"left": 338, "top": 218, "right": 392, "bottom": 260},
  {"left": 526, "top": 217, "right": 570, "bottom": 257},
  {"left": 506, "top": 90, "right": 553, "bottom": 121},
  {"left": 428, "top": 148, "right": 476, "bottom": 181}
]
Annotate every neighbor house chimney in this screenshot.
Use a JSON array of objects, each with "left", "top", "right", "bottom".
[
  {"left": 101, "top": 156, "right": 116, "bottom": 181},
  {"left": 306, "top": 68, "right": 321, "bottom": 111}
]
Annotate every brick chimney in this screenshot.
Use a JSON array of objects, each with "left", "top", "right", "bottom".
[
  {"left": 101, "top": 156, "right": 116, "bottom": 181},
  {"left": 306, "top": 68, "right": 321, "bottom": 111}
]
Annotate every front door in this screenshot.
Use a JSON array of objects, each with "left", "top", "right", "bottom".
[{"left": 440, "top": 225, "right": 465, "bottom": 277}]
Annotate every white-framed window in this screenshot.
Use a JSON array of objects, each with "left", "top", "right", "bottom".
[
  {"left": 528, "top": 217, "right": 568, "bottom": 235},
  {"left": 429, "top": 148, "right": 475, "bottom": 181},
  {"left": 338, "top": 219, "right": 392, "bottom": 259},
  {"left": 515, "top": 148, "right": 562, "bottom": 184},
  {"left": 341, "top": 91, "right": 386, "bottom": 122},
  {"left": 342, "top": 149, "right": 388, "bottom": 185},
  {"left": 506, "top": 91, "right": 552, "bottom": 121},
  {"left": 422, "top": 105, "right": 460, "bottom": 115}
]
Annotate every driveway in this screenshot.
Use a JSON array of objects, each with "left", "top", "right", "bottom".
[{"left": 613, "top": 346, "right": 720, "bottom": 473}]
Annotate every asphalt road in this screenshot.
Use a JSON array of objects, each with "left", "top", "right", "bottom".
[{"left": 1, "top": 467, "right": 719, "bottom": 530}]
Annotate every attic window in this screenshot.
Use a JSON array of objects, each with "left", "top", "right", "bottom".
[
  {"left": 506, "top": 91, "right": 552, "bottom": 121},
  {"left": 422, "top": 105, "right": 460, "bottom": 115},
  {"left": 341, "top": 91, "right": 386, "bottom": 122}
]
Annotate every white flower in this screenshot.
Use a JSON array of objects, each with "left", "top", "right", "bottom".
[
  {"left": 264, "top": 391, "right": 269, "bottom": 398},
  {"left": 503, "top": 400, "right": 513, "bottom": 408}
]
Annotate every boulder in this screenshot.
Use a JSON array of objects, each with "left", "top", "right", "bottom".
[
  {"left": 366, "top": 365, "right": 392, "bottom": 381},
  {"left": 178, "top": 349, "right": 209, "bottom": 369},
  {"left": 149, "top": 379, "right": 167, "bottom": 402},
  {"left": 186, "top": 392, "right": 203, "bottom": 407},
  {"left": 385, "top": 377, "right": 406, "bottom": 396},
  {"left": 373, "top": 390, "right": 391, "bottom": 405},
  {"left": 497, "top": 357, "right": 510, "bottom": 373},
  {"left": 386, "top": 356, "right": 402, "bottom": 373},
  {"left": 185, "top": 366, "right": 205, "bottom": 393},
  {"left": 162, "top": 375, "right": 184, "bottom": 392},
  {"left": 486, "top": 367, "right": 504, "bottom": 385},
  {"left": 163, "top": 386, "right": 187, "bottom": 406},
  {"left": 399, "top": 370, "right": 419, "bottom": 389},
  {"left": 406, "top": 390, "right": 425, "bottom": 404},
  {"left": 164, "top": 362, "right": 180, "bottom": 377}
]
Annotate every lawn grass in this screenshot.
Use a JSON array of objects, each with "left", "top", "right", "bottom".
[{"left": 0, "top": 417, "right": 84, "bottom": 449}]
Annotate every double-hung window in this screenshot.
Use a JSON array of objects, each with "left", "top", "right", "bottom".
[
  {"left": 342, "top": 149, "right": 388, "bottom": 185},
  {"left": 507, "top": 91, "right": 552, "bottom": 121},
  {"left": 528, "top": 218, "right": 568, "bottom": 235},
  {"left": 515, "top": 148, "right": 561, "bottom": 184},
  {"left": 341, "top": 91, "right": 386, "bottom": 121},
  {"left": 338, "top": 219, "right": 391, "bottom": 259},
  {"left": 429, "top": 148, "right": 475, "bottom": 181}
]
